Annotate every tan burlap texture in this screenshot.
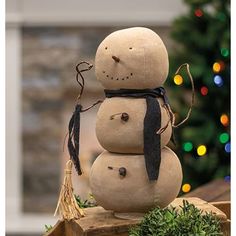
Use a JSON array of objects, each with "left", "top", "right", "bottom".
[
  {"left": 90, "top": 147, "right": 182, "bottom": 213},
  {"left": 96, "top": 97, "right": 172, "bottom": 153},
  {"left": 90, "top": 27, "right": 182, "bottom": 213},
  {"left": 95, "top": 27, "right": 169, "bottom": 89}
]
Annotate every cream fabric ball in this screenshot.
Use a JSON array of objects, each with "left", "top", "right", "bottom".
[
  {"left": 96, "top": 97, "right": 172, "bottom": 153},
  {"left": 95, "top": 27, "right": 169, "bottom": 89},
  {"left": 90, "top": 147, "right": 182, "bottom": 213}
]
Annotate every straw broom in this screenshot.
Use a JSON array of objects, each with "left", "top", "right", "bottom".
[{"left": 54, "top": 160, "right": 85, "bottom": 220}]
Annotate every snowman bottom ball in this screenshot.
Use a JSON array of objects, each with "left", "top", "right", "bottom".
[{"left": 89, "top": 147, "right": 182, "bottom": 213}]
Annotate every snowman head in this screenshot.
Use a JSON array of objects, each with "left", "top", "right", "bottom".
[{"left": 95, "top": 27, "right": 169, "bottom": 89}]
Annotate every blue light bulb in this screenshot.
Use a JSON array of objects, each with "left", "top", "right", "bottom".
[
  {"left": 224, "top": 142, "right": 230, "bottom": 153},
  {"left": 214, "top": 75, "right": 223, "bottom": 87}
]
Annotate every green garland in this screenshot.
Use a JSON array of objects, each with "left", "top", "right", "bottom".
[{"left": 129, "top": 200, "right": 222, "bottom": 236}]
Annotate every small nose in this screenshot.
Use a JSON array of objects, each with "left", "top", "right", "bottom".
[{"left": 112, "top": 55, "right": 120, "bottom": 63}]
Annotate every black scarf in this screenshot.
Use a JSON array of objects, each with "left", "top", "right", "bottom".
[
  {"left": 68, "top": 104, "right": 83, "bottom": 175},
  {"left": 104, "top": 87, "right": 169, "bottom": 181}
]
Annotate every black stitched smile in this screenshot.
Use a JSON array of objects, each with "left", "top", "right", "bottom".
[{"left": 103, "top": 72, "right": 133, "bottom": 81}]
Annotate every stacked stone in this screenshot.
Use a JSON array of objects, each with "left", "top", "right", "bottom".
[{"left": 90, "top": 27, "right": 182, "bottom": 215}]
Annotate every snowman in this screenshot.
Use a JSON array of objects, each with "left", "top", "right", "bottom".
[{"left": 89, "top": 27, "right": 182, "bottom": 216}]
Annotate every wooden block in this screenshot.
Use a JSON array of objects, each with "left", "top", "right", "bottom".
[
  {"left": 211, "top": 201, "right": 231, "bottom": 236},
  {"left": 75, "top": 206, "right": 140, "bottom": 235},
  {"left": 170, "top": 197, "right": 207, "bottom": 206},
  {"left": 44, "top": 220, "right": 65, "bottom": 236},
  {"left": 45, "top": 207, "right": 139, "bottom": 236},
  {"left": 211, "top": 201, "right": 231, "bottom": 219},
  {"left": 45, "top": 198, "right": 230, "bottom": 236},
  {"left": 220, "top": 220, "right": 230, "bottom": 236}
]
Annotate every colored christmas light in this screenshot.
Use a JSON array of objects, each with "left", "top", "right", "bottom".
[
  {"left": 221, "top": 48, "right": 229, "bottom": 57},
  {"left": 200, "top": 86, "right": 208, "bottom": 96},
  {"left": 219, "top": 60, "right": 226, "bottom": 71},
  {"left": 220, "top": 114, "right": 229, "bottom": 126},
  {"left": 224, "top": 176, "right": 230, "bottom": 182},
  {"left": 195, "top": 9, "right": 203, "bottom": 17},
  {"left": 197, "top": 145, "right": 207, "bottom": 156},
  {"left": 214, "top": 75, "right": 223, "bottom": 87},
  {"left": 213, "top": 62, "right": 221, "bottom": 73},
  {"left": 225, "top": 142, "right": 230, "bottom": 153},
  {"left": 182, "top": 183, "right": 191, "bottom": 193},
  {"left": 217, "top": 12, "right": 226, "bottom": 22},
  {"left": 183, "top": 142, "right": 193, "bottom": 152},
  {"left": 174, "top": 75, "right": 183, "bottom": 85},
  {"left": 219, "top": 133, "right": 229, "bottom": 144}
]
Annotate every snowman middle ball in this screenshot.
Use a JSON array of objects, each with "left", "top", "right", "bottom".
[{"left": 96, "top": 97, "right": 172, "bottom": 153}]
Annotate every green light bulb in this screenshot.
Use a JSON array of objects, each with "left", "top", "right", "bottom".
[
  {"left": 219, "top": 133, "right": 229, "bottom": 144},
  {"left": 183, "top": 142, "right": 193, "bottom": 152},
  {"left": 221, "top": 48, "right": 229, "bottom": 57},
  {"left": 217, "top": 12, "right": 226, "bottom": 22}
]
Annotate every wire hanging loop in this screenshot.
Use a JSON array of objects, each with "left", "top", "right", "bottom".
[
  {"left": 74, "top": 61, "right": 103, "bottom": 112},
  {"left": 75, "top": 61, "right": 93, "bottom": 102},
  {"left": 62, "top": 61, "right": 94, "bottom": 152},
  {"left": 172, "top": 63, "right": 195, "bottom": 128},
  {"left": 156, "top": 104, "right": 172, "bottom": 135}
]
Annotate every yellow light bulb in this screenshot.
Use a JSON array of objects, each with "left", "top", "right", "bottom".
[
  {"left": 174, "top": 75, "right": 183, "bottom": 85},
  {"left": 182, "top": 183, "right": 191, "bottom": 193},
  {"left": 197, "top": 145, "right": 207, "bottom": 156},
  {"left": 213, "top": 62, "right": 221, "bottom": 73}
]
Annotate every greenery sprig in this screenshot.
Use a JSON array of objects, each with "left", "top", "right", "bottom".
[
  {"left": 129, "top": 200, "right": 222, "bottom": 236},
  {"left": 44, "top": 224, "right": 53, "bottom": 233},
  {"left": 74, "top": 194, "right": 97, "bottom": 208}
]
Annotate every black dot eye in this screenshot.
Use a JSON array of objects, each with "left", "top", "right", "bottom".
[
  {"left": 129, "top": 47, "right": 133, "bottom": 50},
  {"left": 130, "top": 73, "right": 133, "bottom": 76},
  {"left": 105, "top": 47, "right": 108, "bottom": 50}
]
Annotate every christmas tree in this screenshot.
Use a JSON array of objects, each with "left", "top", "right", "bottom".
[{"left": 166, "top": 0, "right": 230, "bottom": 193}]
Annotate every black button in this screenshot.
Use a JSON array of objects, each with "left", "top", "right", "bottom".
[
  {"left": 121, "top": 113, "right": 129, "bottom": 122},
  {"left": 119, "top": 167, "right": 127, "bottom": 177}
]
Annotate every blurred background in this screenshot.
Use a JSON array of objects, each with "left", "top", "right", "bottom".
[{"left": 6, "top": 0, "right": 230, "bottom": 235}]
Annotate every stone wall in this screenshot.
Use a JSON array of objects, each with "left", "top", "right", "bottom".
[{"left": 22, "top": 26, "right": 173, "bottom": 213}]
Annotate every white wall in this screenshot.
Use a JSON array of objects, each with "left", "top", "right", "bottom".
[{"left": 6, "top": 0, "right": 186, "bottom": 26}]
